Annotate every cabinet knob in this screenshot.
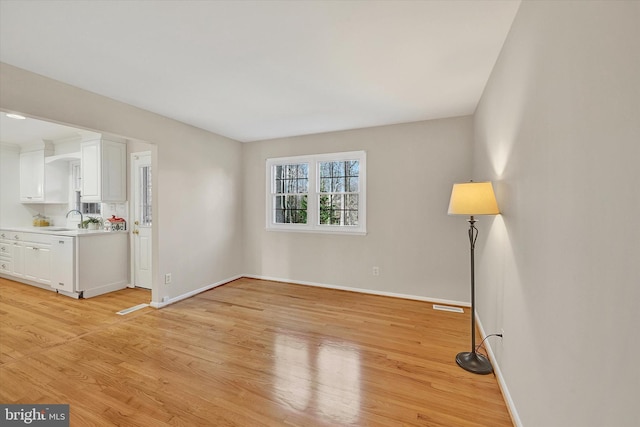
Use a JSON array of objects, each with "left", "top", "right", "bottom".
[
  {"left": 1, "top": 264, "right": 5, "bottom": 269},
  {"left": 133, "top": 230, "right": 139, "bottom": 235}
]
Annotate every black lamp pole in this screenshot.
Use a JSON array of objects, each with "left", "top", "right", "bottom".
[{"left": 455, "top": 216, "right": 493, "bottom": 375}]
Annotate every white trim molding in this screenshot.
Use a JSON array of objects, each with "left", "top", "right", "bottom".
[
  {"left": 149, "top": 274, "right": 243, "bottom": 308},
  {"left": 243, "top": 274, "right": 470, "bottom": 308},
  {"left": 476, "top": 315, "right": 522, "bottom": 427}
]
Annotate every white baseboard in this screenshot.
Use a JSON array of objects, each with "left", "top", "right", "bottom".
[
  {"left": 149, "top": 274, "right": 243, "bottom": 308},
  {"left": 476, "top": 315, "right": 522, "bottom": 427},
  {"left": 81, "top": 280, "right": 129, "bottom": 299},
  {"left": 243, "top": 274, "right": 470, "bottom": 308}
]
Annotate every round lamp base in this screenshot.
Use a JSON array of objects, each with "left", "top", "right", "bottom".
[{"left": 456, "top": 351, "right": 493, "bottom": 375}]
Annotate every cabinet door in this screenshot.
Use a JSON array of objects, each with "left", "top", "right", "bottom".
[
  {"left": 38, "top": 246, "right": 52, "bottom": 285},
  {"left": 20, "top": 151, "right": 44, "bottom": 201},
  {"left": 81, "top": 139, "right": 126, "bottom": 202},
  {"left": 81, "top": 140, "right": 101, "bottom": 201},
  {"left": 23, "top": 245, "right": 39, "bottom": 281},
  {"left": 12, "top": 243, "right": 24, "bottom": 278},
  {"left": 51, "top": 237, "right": 75, "bottom": 292},
  {"left": 23, "top": 244, "right": 52, "bottom": 285}
]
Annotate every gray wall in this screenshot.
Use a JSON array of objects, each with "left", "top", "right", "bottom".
[
  {"left": 0, "top": 62, "right": 245, "bottom": 304},
  {"left": 474, "top": 1, "right": 640, "bottom": 426},
  {"left": 243, "top": 117, "right": 475, "bottom": 303}
]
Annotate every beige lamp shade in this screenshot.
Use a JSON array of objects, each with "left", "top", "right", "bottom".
[{"left": 448, "top": 181, "right": 500, "bottom": 215}]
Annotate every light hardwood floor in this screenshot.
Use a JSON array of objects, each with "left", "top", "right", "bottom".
[{"left": 0, "top": 277, "right": 512, "bottom": 426}]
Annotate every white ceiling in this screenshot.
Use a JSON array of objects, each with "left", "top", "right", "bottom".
[
  {"left": 0, "top": 114, "right": 92, "bottom": 146},
  {"left": 0, "top": 0, "right": 520, "bottom": 143}
]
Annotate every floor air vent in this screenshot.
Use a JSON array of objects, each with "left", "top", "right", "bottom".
[
  {"left": 433, "top": 304, "right": 464, "bottom": 313},
  {"left": 116, "top": 303, "right": 149, "bottom": 315}
]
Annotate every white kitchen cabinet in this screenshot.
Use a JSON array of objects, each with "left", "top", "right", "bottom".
[
  {"left": 51, "top": 236, "right": 75, "bottom": 293},
  {"left": 23, "top": 241, "right": 52, "bottom": 285},
  {"left": 19, "top": 149, "right": 69, "bottom": 203},
  {"left": 0, "top": 231, "right": 73, "bottom": 292},
  {"left": 81, "top": 137, "right": 127, "bottom": 202},
  {"left": 19, "top": 150, "right": 45, "bottom": 201},
  {"left": 1, "top": 229, "right": 129, "bottom": 299}
]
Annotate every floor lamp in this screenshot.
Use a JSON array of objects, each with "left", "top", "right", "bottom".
[{"left": 448, "top": 181, "right": 500, "bottom": 375}]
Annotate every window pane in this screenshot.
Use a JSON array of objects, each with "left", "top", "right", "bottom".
[
  {"left": 347, "top": 177, "right": 358, "bottom": 192},
  {"left": 275, "top": 195, "right": 307, "bottom": 224},
  {"left": 345, "top": 210, "right": 359, "bottom": 226},
  {"left": 274, "top": 163, "right": 309, "bottom": 194},
  {"left": 297, "top": 178, "right": 309, "bottom": 193},
  {"left": 319, "top": 194, "right": 331, "bottom": 225},
  {"left": 140, "top": 165, "right": 152, "bottom": 226},
  {"left": 319, "top": 160, "right": 358, "bottom": 194},
  {"left": 319, "top": 194, "right": 359, "bottom": 226}
]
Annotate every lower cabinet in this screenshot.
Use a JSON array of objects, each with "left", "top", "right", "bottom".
[
  {"left": 1, "top": 229, "right": 128, "bottom": 298},
  {"left": 1, "top": 230, "right": 71, "bottom": 291}
]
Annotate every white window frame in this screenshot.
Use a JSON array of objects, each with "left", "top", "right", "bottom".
[{"left": 266, "top": 151, "right": 367, "bottom": 235}]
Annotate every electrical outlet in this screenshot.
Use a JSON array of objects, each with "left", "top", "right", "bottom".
[
  {"left": 372, "top": 266, "right": 380, "bottom": 276},
  {"left": 164, "top": 273, "right": 172, "bottom": 284}
]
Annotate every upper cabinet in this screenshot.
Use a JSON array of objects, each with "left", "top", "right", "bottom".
[
  {"left": 19, "top": 145, "right": 69, "bottom": 203},
  {"left": 81, "top": 137, "right": 126, "bottom": 202}
]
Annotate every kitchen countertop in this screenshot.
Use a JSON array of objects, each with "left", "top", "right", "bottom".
[{"left": 0, "top": 226, "right": 128, "bottom": 237}]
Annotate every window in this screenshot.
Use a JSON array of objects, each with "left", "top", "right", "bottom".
[
  {"left": 138, "top": 164, "right": 153, "bottom": 226},
  {"left": 70, "top": 161, "right": 100, "bottom": 215},
  {"left": 74, "top": 191, "right": 101, "bottom": 215},
  {"left": 267, "top": 151, "right": 366, "bottom": 234}
]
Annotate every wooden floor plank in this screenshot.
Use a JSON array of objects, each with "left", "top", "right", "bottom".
[{"left": 0, "top": 276, "right": 512, "bottom": 426}]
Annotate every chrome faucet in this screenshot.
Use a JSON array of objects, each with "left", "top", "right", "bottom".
[{"left": 66, "top": 209, "right": 84, "bottom": 228}]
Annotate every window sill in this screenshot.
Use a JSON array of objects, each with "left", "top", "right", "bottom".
[{"left": 265, "top": 226, "right": 367, "bottom": 236}]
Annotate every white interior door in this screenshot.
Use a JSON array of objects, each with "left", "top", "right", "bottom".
[{"left": 131, "top": 152, "right": 152, "bottom": 289}]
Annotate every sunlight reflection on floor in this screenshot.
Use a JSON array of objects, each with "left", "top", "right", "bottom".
[{"left": 274, "top": 335, "right": 361, "bottom": 424}]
